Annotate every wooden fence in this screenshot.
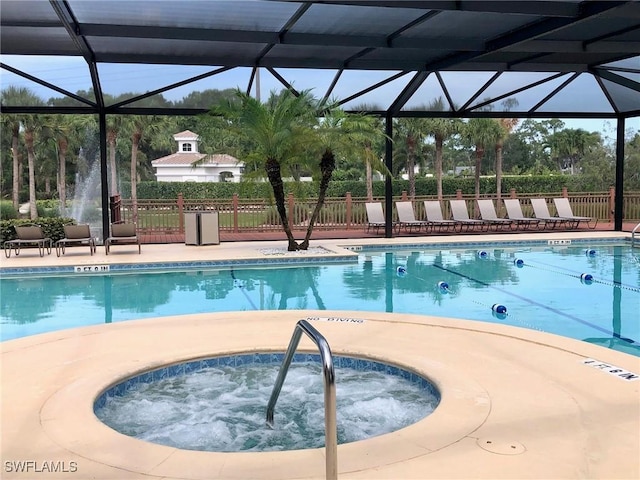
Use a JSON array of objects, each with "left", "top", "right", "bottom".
[{"left": 119, "top": 188, "right": 640, "bottom": 236}]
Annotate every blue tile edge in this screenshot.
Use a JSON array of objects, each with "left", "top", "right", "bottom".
[
  {"left": 93, "top": 353, "right": 441, "bottom": 413},
  {"left": 0, "top": 255, "right": 357, "bottom": 277},
  {"left": 350, "top": 237, "right": 630, "bottom": 252}
]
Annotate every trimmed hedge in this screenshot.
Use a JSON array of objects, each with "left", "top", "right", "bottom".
[{"left": 137, "top": 175, "right": 593, "bottom": 200}]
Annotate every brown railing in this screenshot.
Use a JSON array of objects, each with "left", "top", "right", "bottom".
[{"left": 119, "top": 190, "right": 640, "bottom": 236}]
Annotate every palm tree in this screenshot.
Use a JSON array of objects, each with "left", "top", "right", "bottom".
[
  {"left": 424, "top": 119, "right": 463, "bottom": 199},
  {"left": 106, "top": 115, "right": 127, "bottom": 195},
  {"left": 43, "top": 115, "right": 77, "bottom": 214},
  {"left": 1, "top": 111, "right": 22, "bottom": 211},
  {"left": 1, "top": 87, "right": 42, "bottom": 211},
  {"left": 127, "top": 115, "right": 167, "bottom": 224},
  {"left": 546, "top": 128, "right": 601, "bottom": 174},
  {"left": 209, "top": 89, "right": 319, "bottom": 251},
  {"left": 21, "top": 113, "right": 49, "bottom": 219},
  {"left": 298, "top": 110, "right": 389, "bottom": 249},
  {"left": 463, "top": 118, "right": 503, "bottom": 199},
  {"left": 394, "top": 117, "right": 429, "bottom": 199},
  {"left": 494, "top": 99, "right": 519, "bottom": 205}
]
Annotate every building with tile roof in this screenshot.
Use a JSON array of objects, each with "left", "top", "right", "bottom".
[{"left": 151, "top": 131, "right": 244, "bottom": 183}]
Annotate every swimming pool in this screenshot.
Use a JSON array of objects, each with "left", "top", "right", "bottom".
[{"left": 1, "top": 241, "right": 638, "bottom": 356}]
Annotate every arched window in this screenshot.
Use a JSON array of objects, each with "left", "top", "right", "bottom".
[{"left": 182, "top": 143, "right": 192, "bottom": 152}]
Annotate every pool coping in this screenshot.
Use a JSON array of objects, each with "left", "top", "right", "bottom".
[{"left": 0, "top": 230, "right": 631, "bottom": 276}]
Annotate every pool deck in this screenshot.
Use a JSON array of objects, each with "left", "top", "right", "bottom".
[{"left": 1, "top": 231, "right": 639, "bottom": 480}]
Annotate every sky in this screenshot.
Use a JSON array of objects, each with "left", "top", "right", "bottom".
[{"left": 1, "top": 55, "right": 638, "bottom": 144}]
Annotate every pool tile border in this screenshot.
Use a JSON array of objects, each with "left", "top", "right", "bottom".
[{"left": 94, "top": 353, "right": 441, "bottom": 413}]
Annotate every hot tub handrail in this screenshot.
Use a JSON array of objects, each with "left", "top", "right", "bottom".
[
  {"left": 266, "top": 319, "right": 337, "bottom": 480},
  {"left": 633, "top": 222, "right": 640, "bottom": 247}
]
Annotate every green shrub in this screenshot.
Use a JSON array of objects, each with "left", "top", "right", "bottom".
[
  {"left": 138, "top": 175, "right": 592, "bottom": 200},
  {"left": 0, "top": 201, "right": 18, "bottom": 220}
]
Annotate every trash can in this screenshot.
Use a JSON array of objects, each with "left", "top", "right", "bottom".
[{"left": 185, "top": 211, "right": 219, "bottom": 245}]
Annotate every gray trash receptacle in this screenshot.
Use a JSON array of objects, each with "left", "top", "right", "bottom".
[{"left": 185, "top": 211, "right": 219, "bottom": 245}]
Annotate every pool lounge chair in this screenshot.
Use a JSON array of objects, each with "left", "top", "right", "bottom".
[
  {"left": 476, "top": 199, "right": 516, "bottom": 231},
  {"left": 423, "top": 200, "right": 459, "bottom": 233},
  {"left": 395, "top": 201, "right": 430, "bottom": 232},
  {"left": 553, "top": 197, "right": 598, "bottom": 229},
  {"left": 503, "top": 199, "right": 541, "bottom": 230},
  {"left": 530, "top": 198, "right": 572, "bottom": 229},
  {"left": 448, "top": 200, "right": 489, "bottom": 231},
  {"left": 365, "top": 202, "right": 398, "bottom": 234},
  {"left": 56, "top": 224, "right": 97, "bottom": 256},
  {"left": 3, "top": 223, "right": 52, "bottom": 258},
  {"left": 105, "top": 222, "right": 141, "bottom": 254}
]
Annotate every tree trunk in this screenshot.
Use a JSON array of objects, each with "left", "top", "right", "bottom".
[
  {"left": 108, "top": 132, "right": 118, "bottom": 195},
  {"left": 131, "top": 132, "right": 141, "bottom": 224},
  {"left": 25, "top": 131, "right": 37, "bottom": 219},
  {"left": 300, "top": 149, "right": 335, "bottom": 250},
  {"left": 474, "top": 147, "right": 484, "bottom": 199},
  {"left": 407, "top": 135, "right": 416, "bottom": 199},
  {"left": 265, "top": 157, "right": 298, "bottom": 251},
  {"left": 495, "top": 141, "right": 503, "bottom": 205},
  {"left": 11, "top": 127, "right": 19, "bottom": 211},
  {"left": 435, "top": 136, "right": 443, "bottom": 200},
  {"left": 365, "top": 143, "right": 373, "bottom": 201},
  {"left": 58, "top": 138, "right": 67, "bottom": 214}
]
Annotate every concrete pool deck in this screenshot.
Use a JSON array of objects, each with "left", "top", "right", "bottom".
[{"left": 1, "top": 231, "right": 639, "bottom": 479}]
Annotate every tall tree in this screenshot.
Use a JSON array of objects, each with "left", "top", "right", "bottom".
[
  {"left": 394, "top": 117, "right": 429, "bottom": 199},
  {"left": 546, "top": 128, "right": 601, "bottom": 174},
  {"left": 208, "top": 89, "right": 319, "bottom": 251},
  {"left": 127, "top": 115, "right": 167, "bottom": 224},
  {"left": 424, "top": 116, "right": 463, "bottom": 199},
  {"left": 21, "top": 113, "right": 49, "bottom": 218},
  {"left": 0, "top": 87, "right": 42, "bottom": 211},
  {"left": 463, "top": 118, "right": 503, "bottom": 199},
  {"left": 299, "top": 109, "right": 389, "bottom": 249},
  {"left": 106, "top": 114, "right": 127, "bottom": 195}
]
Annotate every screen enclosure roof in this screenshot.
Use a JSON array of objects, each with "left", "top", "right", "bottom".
[{"left": 1, "top": 0, "right": 639, "bottom": 117}]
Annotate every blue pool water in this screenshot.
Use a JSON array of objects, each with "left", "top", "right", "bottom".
[{"left": 1, "top": 242, "right": 639, "bottom": 356}]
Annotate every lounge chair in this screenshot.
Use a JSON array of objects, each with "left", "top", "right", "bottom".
[
  {"left": 365, "top": 202, "right": 398, "bottom": 234},
  {"left": 3, "top": 223, "right": 52, "bottom": 258},
  {"left": 56, "top": 224, "right": 96, "bottom": 256},
  {"left": 476, "top": 199, "right": 516, "bottom": 231},
  {"left": 448, "top": 200, "right": 488, "bottom": 231},
  {"left": 503, "top": 199, "right": 542, "bottom": 230},
  {"left": 105, "top": 222, "right": 141, "bottom": 254},
  {"left": 423, "top": 200, "right": 459, "bottom": 233},
  {"left": 553, "top": 197, "right": 598, "bottom": 229},
  {"left": 530, "top": 198, "right": 572, "bottom": 229},
  {"left": 395, "top": 201, "right": 430, "bottom": 232}
]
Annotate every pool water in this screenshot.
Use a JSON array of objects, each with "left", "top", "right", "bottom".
[
  {"left": 94, "top": 355, "right": 439, "bottom": 452},
  {"left": 1, "top": 242, "right": 638, "bottom": 356}
]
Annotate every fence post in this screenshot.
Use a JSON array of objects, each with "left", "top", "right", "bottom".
[
  {"left": 177, "top": 193, "right": 184, "bottom": 233},
  {"left": 346, "top": 192, "right": 352, "bottom": 230},
  {"left": 562, "top": 186, "right": 568, "bottom": 198},
  {"left": 608, "top": 186, "right": 615, "bottom": 223},
  {"left": 401, "top": 191, "right": 408, "bottom": 201},
  {"left": 456, "top": 189, "right": 462, "bottom": 200},
  {"left": 510, "top": 188, "right": 516, "bottom": 199},
  {"left": 233, "top": 193, "right": 239, "bottom": 233},
  {"left": 288, "top": 193, "right": 295, "bottom": 231}
]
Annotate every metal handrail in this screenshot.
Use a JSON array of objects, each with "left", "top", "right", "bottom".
[
  {"left": 632, "top": 222, "right": 640, "bottom": 247},
  {"left": 266, "top": 319, "right": 337, "bottom": 480}
]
